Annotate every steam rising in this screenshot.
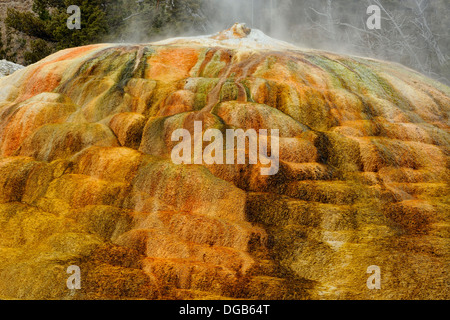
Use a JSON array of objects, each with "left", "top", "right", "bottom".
[{"left": 116, "top": 0, "right": 448, "bottom": 84}]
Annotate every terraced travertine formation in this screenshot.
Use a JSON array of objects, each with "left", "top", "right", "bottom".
[{"left": 0, "top": 24, "right": 449, "bottom": 300}]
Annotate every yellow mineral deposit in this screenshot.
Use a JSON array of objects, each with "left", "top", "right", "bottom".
[{"left": 0, "top": 23, "right": 448, "bottom": 300}]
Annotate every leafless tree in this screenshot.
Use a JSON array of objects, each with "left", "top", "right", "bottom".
[
  {"left": 304, "top": 0, "right": 448, "bottom": 83},
  {"left": 410, "top": 0, "right": 447, "bottom": 66},
  {"left": 308, "top": 0, "right": 337, "bottom": 42}
]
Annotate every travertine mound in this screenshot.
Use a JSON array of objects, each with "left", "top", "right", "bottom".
[{"left": 0, "top": 24, "right": 449, "bottom": 300}]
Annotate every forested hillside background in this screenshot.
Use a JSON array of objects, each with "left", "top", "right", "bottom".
[{"left": 1, "top": 0, "right": 448, "bottom": 84}]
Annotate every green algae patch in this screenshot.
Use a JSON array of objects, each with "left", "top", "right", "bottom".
[
  {"left": 240, "top": 79, "right": 255, "bottom": 103},
  {"left": 68, "top": 205, "right": 133, "bottom": 241},
  {"left": 317, "top": 131, "right": 363, "bottom": 176},
  {"left": 220, "top": 80, "right": 239, "bottom": 102},
  {"left": 201, "top": 51, "right": 227, "bottom": 78}
]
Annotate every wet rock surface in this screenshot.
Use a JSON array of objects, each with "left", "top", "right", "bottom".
[{"left": 0, "top": 59, "right": 23, "bottom": 78}]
